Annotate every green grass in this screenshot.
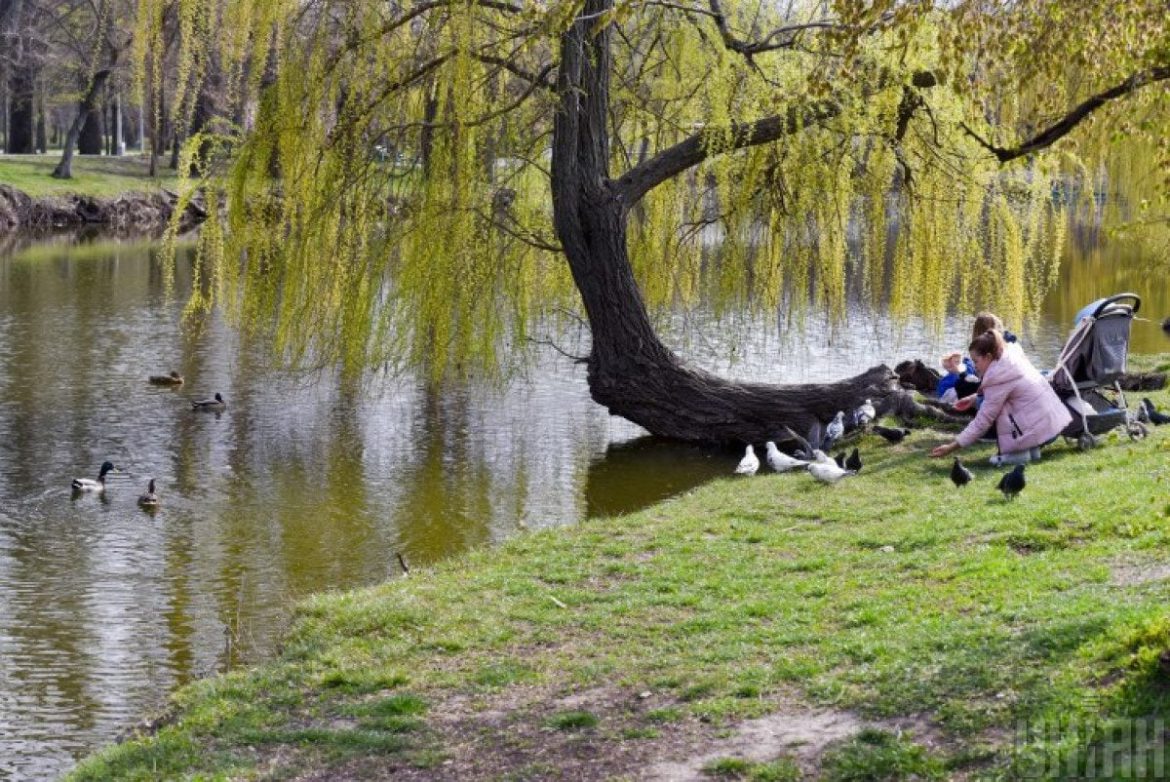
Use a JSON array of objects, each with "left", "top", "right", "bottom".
[
  {"left": 0, "top": 153, "right": 176, "bottom": 198},
  {"left": 69, "top": 357, "right": 1170, "bottom": 780}
]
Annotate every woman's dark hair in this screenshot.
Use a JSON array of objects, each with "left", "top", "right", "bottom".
[
  {"left": 969, "top": 329, "right": 1005, "bottom": 360},
  {"left": 971, "top": 312, "right": 1004, "bottom": 342}
]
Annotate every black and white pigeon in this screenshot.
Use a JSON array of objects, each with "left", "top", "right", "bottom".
[
  {"left": 1142, "top": 398, "right": 1170, "bottom": 425},
  {"left": 950, "top": 457, "right": 972, "bottom": 488},
  {"left": 822, "top": 411, "right": 846, "bottom": 451},
  {"left": 845, "top": 448, "right": 862, "bottom": 473},
  {"left": 997, "top": 464, "right": 1026, "bottom": 500},
  {"left": 834, "top": 451, "right": 847, "bottom": 469},
  {"left": 873, "top": 425, "right": 911, "bottom": 444}
]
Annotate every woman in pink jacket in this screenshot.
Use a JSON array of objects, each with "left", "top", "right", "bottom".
[{"left": 931, "top": 330, "right": 1072, "bottom": 466}]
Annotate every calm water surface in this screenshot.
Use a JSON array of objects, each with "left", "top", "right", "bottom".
[{"left": 0, "top": 232, "right": 1167, "bottom": 780}]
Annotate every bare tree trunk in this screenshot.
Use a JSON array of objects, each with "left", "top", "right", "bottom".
[
  {"left": 550, "top": 0, "right": 903, "bottom": 445},
  {"left": 53, "top": 68, "right": 112, "bottom": 178}
]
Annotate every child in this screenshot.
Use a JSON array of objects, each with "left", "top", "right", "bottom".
[{"left": 937, "top": 351, "right": 979, "bottom": 404}]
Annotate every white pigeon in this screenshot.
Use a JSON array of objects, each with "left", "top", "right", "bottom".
[
  {"left": 734, "top": 444, "right": 760, "bottom": 475},
  {"left": 822, "top": 411, "right": 845, "bottom": 450},
  {"left": 807, "top": 460, "right": 855, "bottom": 485},
  {"left": 855, "top": 399, "right": 876, "bottom": 426},
  {"left": 809, "top": 449, "right": 833, "bottom": 464},
  {"left": 765, "top": 441, "right": 807, "bottom": 472}
]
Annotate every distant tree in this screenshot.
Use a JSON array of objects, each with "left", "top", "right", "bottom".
[
  {"left": 148, "top": 0, "right": 1170, "bottom": 443},
  {"left": 51, "top": 0, "right": 132, "bottom": 177}
]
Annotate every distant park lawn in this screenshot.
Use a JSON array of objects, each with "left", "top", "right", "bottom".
[{"left": 0, "top": 153, "right": 177, "bottom": 198}]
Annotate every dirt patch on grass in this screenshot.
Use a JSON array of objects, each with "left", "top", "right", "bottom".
[
  {"left": 285, "top": 685, "right": 956, "bottom": 781},
  {"left": 1110, "top": 561, "right": 1170, "bottom": 586}
]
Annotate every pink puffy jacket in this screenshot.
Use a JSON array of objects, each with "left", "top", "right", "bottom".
[{"left": 956, "top": 345, "right": 1072, "bottom": 452}]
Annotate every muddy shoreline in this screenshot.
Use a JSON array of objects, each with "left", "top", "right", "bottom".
[{"left": 0, "top": 184, "right": 206, "bottom": 237}]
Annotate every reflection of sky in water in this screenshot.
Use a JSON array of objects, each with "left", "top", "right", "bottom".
[{"left": 0, "top": 232, "right": 1167, "bottom": 780}]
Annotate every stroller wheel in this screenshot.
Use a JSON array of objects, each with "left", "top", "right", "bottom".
[
  {"left": 1127, "top": 421, "right": 1149, "bottom": 441},
  {"left": 1078, "top": 432, "right": 1098, "bottom": 450}
]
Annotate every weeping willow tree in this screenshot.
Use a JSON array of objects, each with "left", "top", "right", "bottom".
[{"left": 141, "top": 0, "right": 1170, "bottom": 444}]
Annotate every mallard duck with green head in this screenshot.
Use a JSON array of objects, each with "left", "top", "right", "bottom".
[
  {"left": 149, "top": 371, "right": 184, "bottom": 385},
  {"left": 191, "top": 392, "right": 226, "bottom": 411},
  {"left": 72, "top": 461, "right": 119, "bottom": 493}
]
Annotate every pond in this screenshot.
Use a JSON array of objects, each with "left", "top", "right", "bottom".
[{"left": 0, "top": 230, "right": 1167, "bottom": 780}]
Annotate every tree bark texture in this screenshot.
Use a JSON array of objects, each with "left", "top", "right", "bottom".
[{"left": 550, "top": 0, "right": 904, "bottom": 445}]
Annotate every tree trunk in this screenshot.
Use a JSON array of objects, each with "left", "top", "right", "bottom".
[
  {"left": 54, "top": 68, "right": 112, "bottom": 178},
  {"left": 6, "top": 63, "right": 34, "bottom": 153},
  {"left": 35, "top": 94, "right": 46, "bottom": 153},
  {"left": 78, "top": 104, "right": 104, "bottom": 154},
  {"left": 550, "top": 0, "right": 904, "bottom": 445}
]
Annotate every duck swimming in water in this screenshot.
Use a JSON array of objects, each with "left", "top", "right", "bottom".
[
  {"left": 191, "top": 392, "right": 226, "bottom": 411},
  {"left": 72, "top": 461, "right": 119, "bottom": 493},
  {"left": 137, "top": 479, "right": 160, "bottom": 509},
  {"left": 149, "top": 371, "right": 184, "bottom": 385}
]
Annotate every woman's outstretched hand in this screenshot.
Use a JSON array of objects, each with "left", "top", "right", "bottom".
[
  {"left": 931, "top": 441, "right": 960, "bottom": 458},
  {"left": 953, "top": 395, "right": 976, "bottom": 411}
]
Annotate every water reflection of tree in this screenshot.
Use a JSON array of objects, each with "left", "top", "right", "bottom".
[
  {"left": 392, "top": 383, "right": 494, "bottom": 565},
  {"left": 584, "top": 437, "right": 726, "bottom": 520}
]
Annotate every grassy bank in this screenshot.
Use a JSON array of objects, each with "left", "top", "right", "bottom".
[
  {"left": 0, "top": 154, "right": 175, "bottom": 198},
  {"left": 71, "top": 357, "right": 1170, "bottom": 781}
]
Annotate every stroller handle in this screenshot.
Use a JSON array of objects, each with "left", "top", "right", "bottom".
[{"left": 1090, "top": 293, "right": 1141, "bottom": 318}]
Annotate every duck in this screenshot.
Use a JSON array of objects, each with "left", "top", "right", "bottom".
[
  {"left": 148, "top": 371, "right": 184, "bottom": 386},
  {"left": 72, "top": 461, "right": 119, "bottom": 493},
  {"left": 137, "top": 479, "right": 160, "bottom": 509},
  {"left": 191, "top": 392, "right": 226, "bottom": 411}
]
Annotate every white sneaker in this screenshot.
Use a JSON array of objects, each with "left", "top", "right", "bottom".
[{"left": 990, "top": 451, "right": 1031, "bottom": 467}]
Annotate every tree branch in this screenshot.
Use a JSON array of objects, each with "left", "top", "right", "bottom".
[
  {"left": 962, "top": 65, "right": 1170, "bottom": 163},
  {"left": 613, "top": 99, "right": 840, "bottom": 207}
]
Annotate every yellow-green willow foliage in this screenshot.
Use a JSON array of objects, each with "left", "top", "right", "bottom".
[{"left": 139, "top": 0, "right": 1168, "bottom": 381}]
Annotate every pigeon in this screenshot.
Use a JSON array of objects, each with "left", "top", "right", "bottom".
[
  {"left": 809, "top": 449, "right": 833, "bottom": 464},
  {"left": 950, "top": 457, "right": 972, "bottom": 488},
  {"left": 854, "top": 399, "right": 876, "bottom": 427},
  {"left": 808, "top": 460, "right": 855, "bottom": 485},
  {"left": 765, "top": 441, "right": 807, "bottom": 472},
  {"left": 783, "top": 425, "right": 816, "bottom": 460},
  {"left": 1142, "top": 398, "right": 1170, "bottom": 425},
  {"left": 997, "top": 464, "right": 1026, "bottom": 500},
  {"left": 822, "top": 411, "right": 846, "bottom": 451},
  {"left": 845, "top": 448, "right": 862, "bottom": 473},
  {"left": 873, "top": 425, "right": 911, "bottom": 444},
  {"left": 834, "top": 451, "right": 847, "bottom": 469},
  {"left": 734, "top": 444, "right": 760, "bottom": 475}
]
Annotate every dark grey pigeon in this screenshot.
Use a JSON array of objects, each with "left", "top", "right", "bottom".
[
  {"left": 845, "top": 448, "right": 862, "bottom": 473},
  {"left": 873, "top": 425, "right": 910, "bottom": 444},
  {"left": 783, "top": 425, "right": 816, "bottom": 460},
  {"left": 950, "top": 457, "right": 972, "bottom": 488},
  {"left": 822, "top": 411, "right": 845, "bottom": 451},
  {"left": 997, "top": 464, "right": 1025, "bottom": 500},
  {"left": 1142, "top": 398, "right": 1170, "bottom": 425}
]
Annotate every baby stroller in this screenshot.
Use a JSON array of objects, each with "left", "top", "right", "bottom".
[{"left": 1049, "top": 293, "right": 1148, "bottom": 449}]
